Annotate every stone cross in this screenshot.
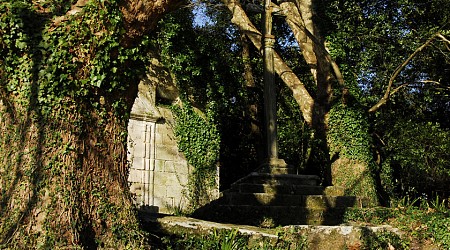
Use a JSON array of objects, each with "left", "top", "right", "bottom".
[{"left": 262, "top": 0, "right": 290, "bottom": 173}]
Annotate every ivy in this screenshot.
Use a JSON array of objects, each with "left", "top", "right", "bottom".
[
  {"left": 327, "top": 103, "right": 378, "bottom": 204},
  {"left": 328, "top": 104, "right": 373, "bottom": 164},
  {"left": 157, "top": 8, "right": 258, "bottom": 201},
  {"left": 172, "top": 104, "right": 221, "bottom": 208},
  {"left": 0, "top": 0, "right": 151, "bottom": 247}
]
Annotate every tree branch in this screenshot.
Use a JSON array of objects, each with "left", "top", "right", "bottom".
[
  {"left": 437, "top": 33, "right": 450, "bottom": 45},
  {"left": 279, "top": 2, "right": 344, "bottom": 87},
  {"left": 368, "top": 33, "right": 441, "bottom": 113},
  {"left": 222, "top": 0, "right": 315, "bottom": 124},
  {"left": 418, "top": 80, "right": 450, "bottom": 91}
]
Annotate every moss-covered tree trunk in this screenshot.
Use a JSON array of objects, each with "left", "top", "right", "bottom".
[{"left": 0, "top": 0, "right": 180, "bottom": 248}]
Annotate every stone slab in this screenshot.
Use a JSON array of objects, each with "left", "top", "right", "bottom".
[{"left": 145, "top": 215, "right": 406, "bottom": 250}]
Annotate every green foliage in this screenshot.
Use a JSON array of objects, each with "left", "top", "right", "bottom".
[
  {"left": 162, "top": 229, "right": 248, "bottom": 250},
  {"left": 157, "top": 8, "right": 261, "bottom": 193},
  {"left": 277, "top": 83, "right": 311, "bottom": 173},
  {"left": 172, "top": 105, "right": 220, "bottom": 174},
  {"left": 159, "top": 228, "right": 308, "bottom": 250},
  {"left": 172, "top": 104, "right": 221, "bottom": 208},
  {"left": 316, "top": 0, "right": 450, "bottom": 205},
  {"left": 360, "top": 229, "right": 408, "bottom": 250},
  {"left": 344, "top": 204, "right": 450, "bottom": 249},
  {"left": 380, "top": 120, "right": 450, "bottom": 199},
  {"left": 328, "top": 104, "right": 378, "bottom": 204},
  {"left": 1, "top": 0, "right": 151, "bottom": 117},
  {"left": 344, "top": 207, "right": 400, "bottom": 225},
  {"left": 328, "top": 104, "right": 373, "bottom": 163}
]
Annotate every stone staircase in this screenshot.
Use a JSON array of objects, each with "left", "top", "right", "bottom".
[{"left": 192, "top": 172, "right": 369, "bottom": 226}]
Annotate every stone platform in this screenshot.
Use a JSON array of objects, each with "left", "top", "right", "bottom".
[{"left": 192, "top": 171, "right": 369, "bottom": 226}]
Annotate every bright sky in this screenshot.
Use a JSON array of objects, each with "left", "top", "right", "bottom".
[{"left": 192, "top": 2, "right": 214, "bottom": 27}]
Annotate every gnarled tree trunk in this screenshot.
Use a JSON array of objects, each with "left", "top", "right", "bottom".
[{"left": 0, "top": 0, "right": 181, "bottom": 248}]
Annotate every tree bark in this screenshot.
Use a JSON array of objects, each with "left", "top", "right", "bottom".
[
  {"left": 0, "top": 0, "right": 181, "bottom": 248},
  {"left": 223, "top": 0, "right": 315, "bottom": 124},
  {"left": 120, "top": 0, "right": 184, "bottom": 45}
]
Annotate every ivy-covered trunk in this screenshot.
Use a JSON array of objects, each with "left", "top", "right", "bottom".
[
  {"left": 327, "top": 104, "right": 379, "bottom": 205},
  {"left": 0, "top": 95, "right": 144, "bottom": 248},
  {"left": 0, "top": 0, "right": 180, "bottom": 248}
]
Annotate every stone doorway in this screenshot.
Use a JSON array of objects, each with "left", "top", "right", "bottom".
[{"left": 127, "top": 76, "right": 191, "bottom": 214}]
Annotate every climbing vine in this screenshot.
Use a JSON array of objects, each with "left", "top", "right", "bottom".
[
  {"left": 0, "top": 0, "right": 156, "bottom": 248},
  {"left": 328, "top": 103, "right": 378, "bottom": 205},
  {"left": 156, "top": 8, "right": 260, "bottom": 206},
  {"left": 171, "top": 104, "right": 221, "bottom": 209}
]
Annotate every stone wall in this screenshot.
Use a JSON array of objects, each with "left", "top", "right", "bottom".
[{"left": 127, "top": 77, "right": 191, "bottom": 214}]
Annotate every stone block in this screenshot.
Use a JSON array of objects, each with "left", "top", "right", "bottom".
[
  {"left": 174, "top": 153, "right": 188, "bottom": 164},
  {"left": 174, "top": 162, "right": 189, "bottom": 175},
  {"left": 165, "top": 161, "right": 175, "bottom": 173},
  {"left": 152, "top": 196, "right": 165, "bottom": 209},
  {"left": 153, "top": 184, "right": 167, "bottom": 197},
  {"left": 177, "top": 173, "right": 189, "bottom": 185},
  {"left": 148, "top": 171, "right": 155, "bottom": 185},
  {"left": 166, "top": 185, "right": 185, "bottom": 198},
  {"left": 154, "top": 159, "right": 165, "bottom": 172},
  {"left": 154, "top": 172, "right": 179, "bottom": 186},
  {"left": 144, "top": 158, "right": 151, "bottom": 171},
  {"left": 161, "top": 198, "right": 175, "bottom": 214},
  {"left": 130, "top": 125, "right": 145, "bottom": 142},
  {"left": 154, "top": 131, "right": 163, "bottom": 144},
  {"left": 128, "top": 170, "right": 143, "bottom": 183},
  {"left": 133, "top": 140, "right": 147, "bottom": 158},
  {"left": 159, "top": 127, "right": 176, "bottom": 145},
  {"left": 142, "top": 170, "right": 151, "bottom": 184},
  {"left": 155, "top": 124, "right": 166, "bottom": 135},
  {"left": 131, "top": 157, "right": 145, "bottom": 170},
  {"left": 155, "top": 145, "right": 179, "bottom": 161},
  {"left": 127, "top": 119, "right": 138, "bottom": 132},
  {"left": 129, "top": 183, "right": 144, "bottom": 196},
  {"left": 144, "top": 124, "right": 154, "bottom": 143}
]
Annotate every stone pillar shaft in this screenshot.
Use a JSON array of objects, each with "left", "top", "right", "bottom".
[{"left": 263, "top": 0, "right": 278, "bottom": 160}]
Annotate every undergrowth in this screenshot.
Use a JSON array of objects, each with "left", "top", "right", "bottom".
[
  {"left": 344, "top": 196, "right": 450, "bottom": 249},
  {"left": 152, "top": 228, "right": 307, "bottom": 250}
]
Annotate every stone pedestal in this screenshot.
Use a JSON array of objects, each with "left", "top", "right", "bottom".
[{"left": 258, "top": 158, "right": 295, "bottom": 175}]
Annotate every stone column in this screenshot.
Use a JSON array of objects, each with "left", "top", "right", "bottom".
[{"left": 262, "top": 0, "right": 291, "bottom": 174}]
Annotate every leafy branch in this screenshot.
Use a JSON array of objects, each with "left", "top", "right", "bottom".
[{"left": 369, "top": 32, "right": 450, "bottom": 113}]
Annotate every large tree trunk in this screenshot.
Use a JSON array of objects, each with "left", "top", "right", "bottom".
[{"left": 0, "top": 0, "right": 181, "bottom": 248}]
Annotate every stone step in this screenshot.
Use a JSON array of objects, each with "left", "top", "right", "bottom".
[
  {"left": 222, "top": 193, "right": 366, "bottom": 208},
  {"left": 230, "top": 183, "right": 345, "bottom": 196},
  {"left": 201, "top": 205, "right": 351, "bottom": 226},
  {"left": 150, "top": 215, "right": 410, "bottom": 250},
  {"left": 233, "top": 172, "right": 321, "bottom": 186}
]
